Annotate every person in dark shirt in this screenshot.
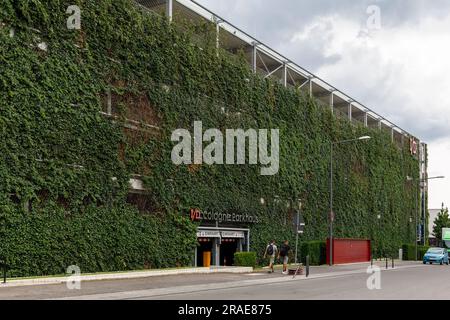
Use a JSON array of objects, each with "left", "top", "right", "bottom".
[{"left": 278, "top": 240, "right": 291, "bottom": 274}]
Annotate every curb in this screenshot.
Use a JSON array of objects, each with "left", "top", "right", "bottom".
[{"left": 0, "top": 266, "right": 253, "bottom": 288}]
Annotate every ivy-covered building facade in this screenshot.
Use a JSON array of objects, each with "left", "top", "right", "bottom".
[{"left": 0, "top": 0, "right": 427, "bottom": 276}]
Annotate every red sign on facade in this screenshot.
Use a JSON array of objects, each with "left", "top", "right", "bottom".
[{"left": 190, "top": 208, "right": 201, "bottom": 221}]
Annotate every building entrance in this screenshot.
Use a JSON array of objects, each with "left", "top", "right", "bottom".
[
  {"left": 220, "top": 238, "right": 238, "bottom": 266},
  {"left": 196, "top": 238, "right": 213, "bottom": 267},
  {"left": 195, "top": 228, "right": 249, "bottom": 267}
]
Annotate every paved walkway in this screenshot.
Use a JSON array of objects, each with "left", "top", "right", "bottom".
[
  {"left": 0, "top": 260, "right": 422, "bottom": 299},
  {"left": 0, "top": 266, "right": 252, "bottom": 288}
]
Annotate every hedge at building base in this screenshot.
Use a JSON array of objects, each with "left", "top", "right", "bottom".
[
  {"left": 402, "top": 244, "right": 430, "bottom": 261},
  {"left": 233, "top": 252, "right": 257, "bottom": 268}
]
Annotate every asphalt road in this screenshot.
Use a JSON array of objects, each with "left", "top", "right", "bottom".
[
  {"left": 0, "top": 262, "right": 448, "bottom": 300},
  {"left": 153, "top": 264, "right": 444, "bottom": 300},
  {"left": 140, "top": 263, "right": 450, "bottom": 300}
]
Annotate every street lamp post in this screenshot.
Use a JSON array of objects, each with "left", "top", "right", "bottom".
[
  {"left": 409, "top": 216, "right": 413, "bottom": 249},
  {"left": 329, "top": 136, "right": 371, "bottom": 266},
  {"left": 294, "top": 199, "right": 304, "bottom": 264},
  {"left": 377, "top": 214, "right": 381, "bottom": 258}
]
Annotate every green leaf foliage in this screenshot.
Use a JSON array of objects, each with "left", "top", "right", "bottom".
[
  {"left": 233, "top": 252, "right": 257, "bottom": 268},
  {"left": 300, "top": 241, "right": 327, "bottom": 266},
  {"left": 432, "top": 204, "right": 450, "bottom": 246},
  {"left": 0, "top": 0, "right": 421, "bottom": 276}
]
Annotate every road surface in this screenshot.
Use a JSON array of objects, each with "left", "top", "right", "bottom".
[{"left": 0, "top": 261, "right": 447, "bottom": 300}]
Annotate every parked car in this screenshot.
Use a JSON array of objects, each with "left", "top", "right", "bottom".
[{"left": 423, "top": 248, "right": 449, "bottom": 265}]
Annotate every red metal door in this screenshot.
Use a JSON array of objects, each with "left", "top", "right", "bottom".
[{"left": 326, "top": 238, "right": 371, "bottom": 264}]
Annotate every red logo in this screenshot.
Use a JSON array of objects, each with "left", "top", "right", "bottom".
[{"left": 189, "top": 208, "right": 201, "bottom": 221}]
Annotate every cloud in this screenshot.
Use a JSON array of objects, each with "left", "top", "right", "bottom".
[{"left": 300, "top": 12, "right": 450, "bottom": 141}]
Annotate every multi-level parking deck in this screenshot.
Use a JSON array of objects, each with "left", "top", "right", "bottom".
[{"left": 135, "top": 0, "right": 422, "bottom": 151}]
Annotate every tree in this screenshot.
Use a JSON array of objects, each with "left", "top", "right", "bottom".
[{"left": 432, "top": 203, "right": 450, "bottom": 246}]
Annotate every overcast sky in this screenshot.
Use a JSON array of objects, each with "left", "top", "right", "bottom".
[{"left": 196, "top": 0, "right": 450, "bottom": 209}]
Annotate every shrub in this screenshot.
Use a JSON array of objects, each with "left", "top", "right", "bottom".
[
  {"left": 402, "top": 244, "right": 430, "bottom": 260},
  {"left": 234, "top": 252, "right": 257, "bottom": 268},
  {"left": 418, "top": 245, "right": 430, "bottom": 260},
  {"left": 300, "top": 241, "right": 326, "bottom": 265},
  {"left": 402, "top": 244, "right": 415, "bottom": 261}
]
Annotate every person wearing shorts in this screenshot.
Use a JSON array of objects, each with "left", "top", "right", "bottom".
[
  {"left": 264, "top": 240, "right": 277, "bottom": 273},
  {"left": 278, "top": 240, "right": 291, "bottom": 274}
]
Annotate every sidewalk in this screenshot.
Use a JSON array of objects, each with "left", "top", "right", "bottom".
[
  {"left": 0, "top": 266, "right": 252, "bottom": 288},
  {"left": 0, "top": 260, "right": 420, "bottom": 289},
  {"left": 0, "top": 260, "right": 425, "bottom": 299},
  {"left": 53, "top": 260, "right": 425, "bottom": 300},
  {"left": 258, "top": 259, "right": 420, "bottom": 275}
]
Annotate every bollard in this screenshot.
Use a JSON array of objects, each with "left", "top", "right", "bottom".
[{"left": 306, "top": 255, "right": 310, "bottom": 278}]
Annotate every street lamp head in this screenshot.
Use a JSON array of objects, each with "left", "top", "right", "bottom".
[
  {"left": 358, "top": 136, "right": 371, "bottom": 141},
  {"left": 421, "top": 176, "right": 445, "bottom": 182}
]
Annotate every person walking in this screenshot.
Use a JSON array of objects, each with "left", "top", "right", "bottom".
[
  {"left": 264, "top": 240, "right": 277, "bottom": 273},
  {"left": 278, "top": 240, "right": 291, "bottom": 274}
]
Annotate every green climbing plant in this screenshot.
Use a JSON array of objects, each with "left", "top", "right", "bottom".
[{"left": 0, "top": 0, "right": 421, "bottom": 276}]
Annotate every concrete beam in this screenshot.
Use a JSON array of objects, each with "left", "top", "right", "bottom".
[
  {"left": 166, "top": 0, "right": 173, "bottom": 22},
  {"left": 251, "top": 43, "right": 257, "bottom": 73},
  {"left": 330, "top": 93, "right": 334, "bottom": 114},
  {"left": 214, "top": 18, "right": 222, "bottom": 51}
]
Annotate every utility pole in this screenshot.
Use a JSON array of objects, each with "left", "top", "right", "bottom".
[
  {"left": 329, "top": 141, "right": 333, "bottom": 266},
  {"left": 294, "top": 199, "right": 304, "bottom": 264},
  {"left": 328, "top": 136, "right": 371, "bottom": 266}
]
